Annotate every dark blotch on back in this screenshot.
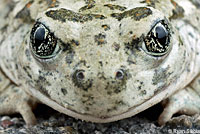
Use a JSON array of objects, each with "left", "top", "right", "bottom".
[
  {"left": 61, "top": 88, "right": 68, "bottom": 95},
  {"left": 112, "top": 42, "right": 120, "bottom": 51},
  {"left": 79, "top": 0, "right": 96, "bottom": 11},
  {"left": 111, "top": 7, "right": 152, "bottom": 21},
  {"left": 94, "top": 33, "right": 107, "bottom": 45},
  {"left": 102, "top": 24, "right": 111, "bottom": 31},
  {"left": 140, "top": 0, "right": 159, "bottom": 8},
  {"left": 46, "top": 8, "right": 106, "bottom": 23},
  {"left": 45, "top": 0, "right": 59, "bottom": 8},
  {"left": 169, "top": 0, "right": 185, "bottom": 20},
  {"left": 104, "top": 4, "right": 127, "bottom": 11},
  {"left": 60, "top": 40, "right": 76, "bottom": 65}
]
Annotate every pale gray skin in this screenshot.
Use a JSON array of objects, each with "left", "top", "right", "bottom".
[{"left": 0, "top": 0, "right": 200, "bottom": 125}]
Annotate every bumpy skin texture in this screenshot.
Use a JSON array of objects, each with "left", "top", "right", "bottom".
[{"left": 0, "top": 0, "right": 200, "bottom": 125}]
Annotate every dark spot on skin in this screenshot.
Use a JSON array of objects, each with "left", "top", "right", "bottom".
[
  {"left": 178, "top": 36, "right": 184, "bottom": 46},
  {"left": 35, "top": 72, "right": 52, "bottom": 87},
  {"left": 127, "top": 56, "right": 136, "bottom": 65},
  {"left": 169, "top": 0, "right": 185, "bottom": 20},
  {"left": 74, "top": 60, "right": 88, "bottom": 69},
  {"left": 35, "top": 83, "right": 50, "bottom": 97},
  {"left": 106, "top": 100, "right": 131, "bottom": 114},
  {"left": 107, "top": 106, "right": 117, "bottom": 112},
  {"left": 1, "top": 24, "right": 8, "bottom": 33},
  {"left": 38, "top": 71, "right": 53, "bottom": 77},
  {"left": 65, "top": 51, "right": 75, "bottom": 65},
  {"left": 71, "top": 39, "right": 80, "bottom": 46},
  {"left": 129, "top": 31, "right": 133, "bottom": 34},
  {"left": 39, "top": 76, "right": 46, "bottom": 81},
  {"left": 15, "top": 64, "right": 18, "bottom": 70},
  {"left": 34, "top": 74, "right": 52, "bottom": 97},
  {"left": 102, "top": 24, "right": 111, "bottom": 31},
  {"left": 119, "top": 23, "right": 122, "bottom": 28},
  {"left": 99, "top": 61, "right": 103, "bottom": 67},
  {"left": 61, "top": 41, "right": 75, "bottom": 64},
  {"left": 61, "top": 88, "right": 68, "bottom": 95},
  {"left": 46, "top": 8, "right": 106, "bottom": 23},
  {"left": 152, "top": 66, "right": 172, "bottom": 85},
  {"left": 25, "top": 49, "right": 32, "bottom": 61},
  {"left": 0, "top": 39, "right": 5, "bottom": 46},
  {"left": 62, "top": 42, "right": 73, "bottom": 52},
  {"left": 15, "top": 1, "right": 34, "bottom": 23},
  {"left": 94, "top": 33, "right": 107, "bottom": 45},
  {"left": 45, "top": 0, "right": 59, "bottom": 8},
  {"left": 112, "top": 42, "right": 120, "bottom": 51},
  {"left": 79, "top": 0, "right": 96, "bottom": 11},
  {"left": 23, "top": 66, "right": 32, "bottom": 79},
  {"left": 104, "top": 4, "right": 127, "bottom": 11},
  {"left": 115, "top": 100, "right": 127, "bottom": 106},
  {"left": 140, "top": 0, "right": 159, "bottom": 8},
  {"left": 140, "top": 90, "right": 146, "bottom": 96},
  {"left": 125, "top": 34, "right": 145, "bottom": 53},
  {"left": 136, "top": 81, "right": 144, "bottom": 90},
  {"left": 81, "top": 94, "right": 95, "bottom": 105},
  {"left": 85, "top": 107, "right": 90, "bottom": 111},
  {"left": 188, "top": 32, "right": 194, "bottom": 38},
  {"left": 111, "top": 7, "right": 152, "bottom": 21}
]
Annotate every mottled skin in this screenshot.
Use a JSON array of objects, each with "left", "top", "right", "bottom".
[{"left": 0, "top": 0, "right": 200, "bottom": 125}]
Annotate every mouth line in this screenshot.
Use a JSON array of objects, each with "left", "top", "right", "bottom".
[{"left": 28, "top": 85, "right": 169, "bottom": 123}]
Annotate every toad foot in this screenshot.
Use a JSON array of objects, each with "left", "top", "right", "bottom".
[
  {"left": 158, "top": 87, "right": 200, "bottom": 125},
  {"left": 0, "top": 84, "right": 38, "bottom": 125}
]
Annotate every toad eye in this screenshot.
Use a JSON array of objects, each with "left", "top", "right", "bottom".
[
  {"left": 30, "top": 22, "right": 60, "bottom": 59},
  {"left": 143, "top": 20, "right": 171, "bottom": 56}
]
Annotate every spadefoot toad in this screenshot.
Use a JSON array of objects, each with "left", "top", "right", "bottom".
[{"left": 0, "top": 0, "right": 200, "bottom": 125}]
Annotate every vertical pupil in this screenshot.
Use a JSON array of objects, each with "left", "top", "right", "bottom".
[
  {"left": 35, "top": 27, "right": 45, "bottom": 46},
  {"left": 155, "top": 26, "right": 167, "bottom": 44}
]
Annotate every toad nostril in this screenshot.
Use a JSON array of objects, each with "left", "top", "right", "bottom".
[
  {"left": 116, "top": 69, "right": 124, "bottom": 80},
  {"left": 76, "top": 71, "right": 85, "bottom": 80}
]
